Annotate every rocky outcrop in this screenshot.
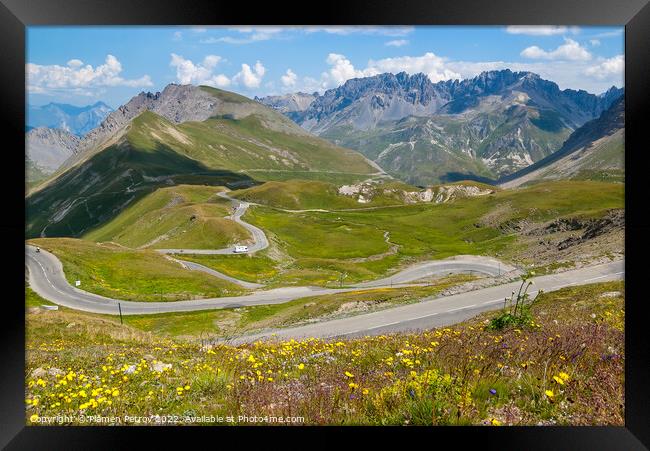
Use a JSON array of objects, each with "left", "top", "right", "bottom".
[
  {"left": 76, "top": 84, "right": 222, "bottom": 154},
  {"left": 338, "top": 182, "right": 493, "bottom": 204}
]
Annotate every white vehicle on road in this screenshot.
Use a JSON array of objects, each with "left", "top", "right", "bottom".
[{"left": 234, "top": 245, "right": 249, "bottom": 254}]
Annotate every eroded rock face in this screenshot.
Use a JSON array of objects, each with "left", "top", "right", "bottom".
[
  {"left": 77, "top": 84, "right": 220, "bottom": 154},
  {"left": 556, "top": 209, "right": 625, "bottom": 250},
  {"left": 338, "top": 182, "right": 493, "bottom": 204}
]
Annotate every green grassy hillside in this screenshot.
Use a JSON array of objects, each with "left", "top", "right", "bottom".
[
  {"left": 84, "top": 185, "right": 250, "bottom": 249},
  {"left": 246, "top": 180, "right": 621, "bottom": 258},
  {"left": 26, "top": 108, "right": 376, "bottom": 239},
  {"left": 28, "top": 238, "right": 244, "bottom": 301},
  {"left": 232, "top": 179, "right": 415, "bottom": 210},
  {"left": 184, "top": 180, "right": 623, "bottom": 287}
]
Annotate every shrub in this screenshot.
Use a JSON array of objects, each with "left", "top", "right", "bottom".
[{"left": 487, "top": 272, "right": 542, "bottom": 331}]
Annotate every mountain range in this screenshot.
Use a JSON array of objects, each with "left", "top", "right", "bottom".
[
  {"left": 499, "top": 95, "right": 624, "bottom": 187},
  {"left": 258, "top": 70, "right": 623, "bottom": 185},
  {"left": 28, "top": 101, "right": 113, "bottom": 136},
  {"left": 25, "top": 84, "right": 377, "bottom": 238},
  {"left": 26, "top": 70, "right": 624, "bottom": 238}
]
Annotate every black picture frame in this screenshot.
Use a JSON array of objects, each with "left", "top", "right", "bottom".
[{"left": 2, "top": 0, "right": 648, "bottom": 448}]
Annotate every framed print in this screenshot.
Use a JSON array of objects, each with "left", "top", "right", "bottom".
[{"left": 2, "top": 0, "right": 649, "bottom": 448}]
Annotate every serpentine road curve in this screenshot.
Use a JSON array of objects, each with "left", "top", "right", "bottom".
[
  {"left": 26, "top": 244, "right": 519, "bottom": 315},
  {"left": 155, "top": 191, "right": 268, "bottom": 256},
  {"left": 25, "top": 188, "right": 624, "bottom": 339}
]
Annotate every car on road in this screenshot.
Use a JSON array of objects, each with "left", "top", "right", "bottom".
[{"left": 234, "top": 245, "right": 249, "bottom": 254}]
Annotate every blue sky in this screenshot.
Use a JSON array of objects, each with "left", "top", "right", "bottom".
[{"left": 27, "top": 26, "right": 624, "bottom": 108}]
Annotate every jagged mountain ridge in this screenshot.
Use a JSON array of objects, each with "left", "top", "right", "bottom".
[{"left": 258, "top": 70, "right": 623, "bottom": 184}]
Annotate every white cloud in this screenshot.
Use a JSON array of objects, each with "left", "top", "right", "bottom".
[
  {"left": 506, "top": 26, "right": 579, "bottom": 36},
  {"left": 202, "top": 27, "right": 284, "bottom": 45},
  {"left": 385, "top": 39, "right": 409, "bottom": 47},
  {"left": 281, "top": 69, "right": 298, "bottom": 87},
  {"left": 584, "top": 55, "right": 624, "bottom": 80},
  {"left": 27, "top": 54, "right": 153, "bottom": 94},
  {"left": 233, "top": 61, "right": 266, "bottom": 88},
  {"left": 303, "top": 26, "right": 414, "bottom": 37},
  {"left": 66, "top": 59, "right": 83, "bottom": 68},
  {"left": 590, "top": 39, "right": 601, "bottom": 47},
  {"left": 589, "top": 30, "right": 623, "bottom": 39},
  {"left": 169, "top": 53, "right": 230, "bottom": 87},
  {"left": 367, "top": 52, "right": 462, "bottom": 83},
  {"left": 312, "top": 52, "right": 462, "bottom": 91},
  {"left": 521, "top": 38, "right": 592, "bottom": 61},
  {"left": 285, "top": 50, "right": 621, "bottom": 96},
  {"left": 319, "top": 53, "right": 378, "bottom": 88}
]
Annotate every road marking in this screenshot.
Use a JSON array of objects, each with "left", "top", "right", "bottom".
[
  {"left": 363, "top": 321, "right": 401, "bottom": 331},
  {"left": 583, "top": 271, "right": 624, "bottom": 282}
]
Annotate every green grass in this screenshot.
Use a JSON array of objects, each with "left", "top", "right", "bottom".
[
  {"left": 177, "top": 251, "right": 404, "bottom": 288},
  {"left": 26, "top": 107, "right": 375, "bottom": 239},
  {"left": 250, "top": 207, "right": 391, "bottom": 259},
  {"left": 232, "top": 179, "right": 416, "bottom": 210},
  {"left": 97, "top": 275, "right": 475, "bottom": 338},
  {"left": 175, "top": 180, "right": 623, "bottom": 287},
  {"left": 84, "top": 185, "right": 250, "bottom": 249},
  {"left": 28, "top": 238, "right": 245, "bottom": 302},
  {"left": 25, "top": 280, "right": 624, "bottom": 425},
  {"left": 25, "top": 285, "right": 56, "bottom": 308},
  {"left": 178, "top": 253, "right": 280, "bottom": 283}
]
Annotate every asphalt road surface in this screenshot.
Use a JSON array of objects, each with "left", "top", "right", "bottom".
[
  {"left": 26, "top": 245, "right": 518, "bottom": 315},
  {"left": 228, "top": 260, "right": 624, "bottom": 344},
  {"left": 26, "top": 244, "right": 622, "bottom": 341}
]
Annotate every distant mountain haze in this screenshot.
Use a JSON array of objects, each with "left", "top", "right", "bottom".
[{"left": 27, "top": 101, "right": 113, "bottom": 136}]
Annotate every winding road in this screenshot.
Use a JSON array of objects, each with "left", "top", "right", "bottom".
[
  {"left": 26, "top": 244, "right": 517, "bottom": 315},
  {"left": 155, "top": 191, "right": 269, "bottom": 255},
  {"left": 25, "top": 188, "right": 624, "bottom": 340}
]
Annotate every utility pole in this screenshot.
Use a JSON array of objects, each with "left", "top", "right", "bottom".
[{"left": 118, "top": 302, "right": 123, "bottom": 325}]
